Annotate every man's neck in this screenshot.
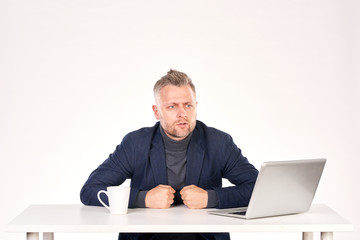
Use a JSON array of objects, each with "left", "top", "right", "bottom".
[{"left": 160, "top": 126, "right": 192, "bottom": 152}]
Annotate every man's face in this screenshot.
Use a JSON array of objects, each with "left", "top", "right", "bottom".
[{"left": 152, "top": 85, "right": 197, "bottom": 141}]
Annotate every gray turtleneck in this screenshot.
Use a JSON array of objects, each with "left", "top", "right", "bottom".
[{"left": 160, "top": 126, "right": 191, "bottom": 204}]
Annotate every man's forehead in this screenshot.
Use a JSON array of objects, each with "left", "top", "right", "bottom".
[{"left": 158, "top": 85, "right": 196, "bottom": 102}]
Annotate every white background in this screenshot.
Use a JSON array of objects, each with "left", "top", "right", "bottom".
[{"left": 1, "top": 0, "right": 359, "bottom": 240}]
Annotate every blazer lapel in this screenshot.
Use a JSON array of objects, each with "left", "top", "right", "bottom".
[
  {"left": 185, "top": 127, "right": 205, "bottom": 186},
  {"left": 149, "top": 128, "right": 168, "bottom": 186}
]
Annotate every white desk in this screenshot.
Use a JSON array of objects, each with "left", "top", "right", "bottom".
[{"left": 7, "top": 204, "right": 353, "bottom": 240}]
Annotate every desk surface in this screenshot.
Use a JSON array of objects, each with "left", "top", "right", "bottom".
[{"left": 7, "top": 204, "right": 353, "bottom": 233}]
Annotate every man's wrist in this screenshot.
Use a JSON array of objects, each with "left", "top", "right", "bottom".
[
  {"left": 206, "top": 190, "right": 219, "bottom": 208},
  {"left": 134, "top": 190, "right": 148, "bottom": 208}
]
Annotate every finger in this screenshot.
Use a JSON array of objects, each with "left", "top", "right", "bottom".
[
  {"left": 159, "top": 185, "right": 176, "bottom": 193},
  {"left": 180, "top": 192, "right": 189, "bottom": 201},
  {"left": 180, "top": 189, "right": 187, "bottom": 197},
  {"left": 180, "top": 186, "right": 191, "bottom": 195},
  {"left": 162, "top": 204, "right": 171, "bottom": 209},
  {"left": 162, "top": 185, "right": 176, "bottom": 192},
  {"left": 168, "top": 194, "right": 175, "bottom": 201},
  {"left": 181, "top": 185, "right": 193, "bottom": 190},
  {"left": 180, "top": 193, "right": 185, "bottom": 200}
]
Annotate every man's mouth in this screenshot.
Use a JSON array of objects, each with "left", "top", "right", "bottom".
[{"left": 176, "top": 122, "right": 188, "bottom": 127}]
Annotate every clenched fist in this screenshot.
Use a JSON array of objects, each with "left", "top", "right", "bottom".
[
  {"left": 145, "top": 185, "right": 175, "bottom": 209},
  {"left": 180, "top": 185, "right": 208, "bottom": 209}
]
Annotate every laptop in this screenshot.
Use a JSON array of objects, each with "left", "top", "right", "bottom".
[{"left": 208, "top": 158, "right": 326, "bottom": 219}]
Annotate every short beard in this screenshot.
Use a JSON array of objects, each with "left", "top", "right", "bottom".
[{"left": 162, "top": 124, "right": 193, "bottom": 140}]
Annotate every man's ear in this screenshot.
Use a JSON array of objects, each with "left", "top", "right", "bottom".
[{"left": 152, "top": 105, "right": 160, "bottom": 120}]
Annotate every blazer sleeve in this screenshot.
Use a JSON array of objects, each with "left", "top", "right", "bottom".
[
  {"left": 80, "top": 134, "right": 140, "bottom": 208},
  {"left": 212, "top": 134, "right": 259, "bottom": 209}
]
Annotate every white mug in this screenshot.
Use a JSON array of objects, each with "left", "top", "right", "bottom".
[{"left": 97, "top": 186, "right": 130, "bottom": 214}]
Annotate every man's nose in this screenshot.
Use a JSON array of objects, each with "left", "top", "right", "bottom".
[{"left": 177, "top": 106, "right": 187, "bottom": 118}]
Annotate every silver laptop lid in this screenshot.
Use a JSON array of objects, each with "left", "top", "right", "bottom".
[{"left": 245, "top": 158, "right": 326, "bottom": 219}]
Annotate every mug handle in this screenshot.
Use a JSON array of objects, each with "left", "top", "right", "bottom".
[{"left": 97, "top": 190, "right": 110, "bottom": 210}]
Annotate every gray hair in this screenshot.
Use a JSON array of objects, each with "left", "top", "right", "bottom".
[{"left": 153, "top": 69, "right": 196, "bottom": 98}]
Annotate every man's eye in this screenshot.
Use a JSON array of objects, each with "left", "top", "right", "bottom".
[
  {"left": 168, "top": 106, "right": 175, "bottom": 109},
  {"left": 186, "top": 104, "right": 193, "bottom": 108}
]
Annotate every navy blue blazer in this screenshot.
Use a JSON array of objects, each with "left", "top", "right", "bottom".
[{"left": 80, "top": 120, "right": 258, "bottom": 240}]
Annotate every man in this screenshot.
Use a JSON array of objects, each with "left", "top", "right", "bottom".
[{"left": 80, "top": 70, "right": 259, "bottom": 240}]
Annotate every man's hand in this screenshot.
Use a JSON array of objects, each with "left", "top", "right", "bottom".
[
  {"left": 180, "top": 185, "right": 208, "bottom": 209},
  {"left": 145, "top": 185, "right": 175, "bottom": 209}
]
